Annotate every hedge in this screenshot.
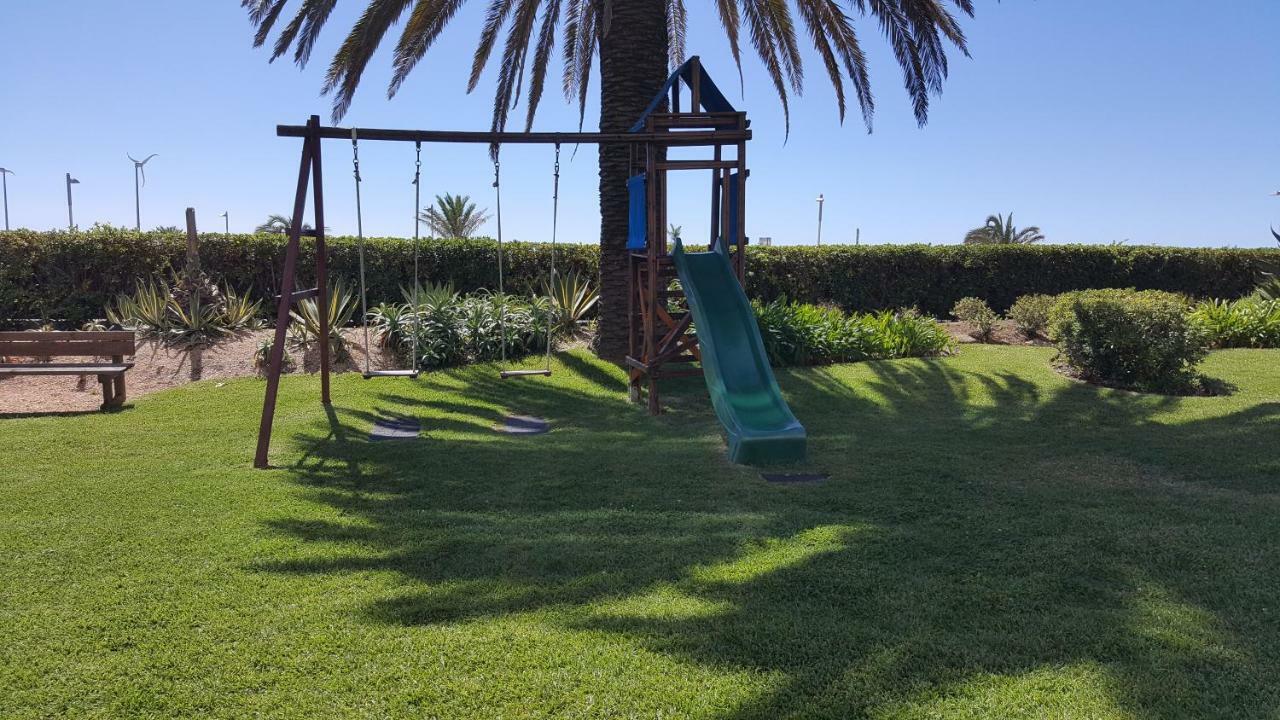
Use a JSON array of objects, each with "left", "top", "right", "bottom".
[
  {"left": 1, "top": 228, "right": 1275, "bottom": 326},
  {"left": 0, "top": 229, "right": 597, "bottom": 326}
]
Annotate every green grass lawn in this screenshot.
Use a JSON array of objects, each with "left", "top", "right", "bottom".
[{"left": 3, "top": 345, "right": 1279, "bottom": 719}]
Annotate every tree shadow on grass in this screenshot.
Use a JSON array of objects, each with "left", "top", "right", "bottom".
[{"left": 266, "top": 352, "right": 1280, "bottom": 718}]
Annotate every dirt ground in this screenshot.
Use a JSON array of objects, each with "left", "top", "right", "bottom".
[
  {"left": 943, "top": 319, "right": 1051, "bottom": 347},
  {"left": 0, "top": 329, "right": 401, "bottom": 415}
]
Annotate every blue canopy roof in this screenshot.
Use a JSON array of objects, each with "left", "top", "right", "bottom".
[{"left": 629, "top": 57, "right": 735, "bottom": 132}]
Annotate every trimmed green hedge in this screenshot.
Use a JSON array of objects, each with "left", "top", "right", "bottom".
[
  {"left": 1, "top": 229, "right": 1274, "bottom": 326},
  {"left": 744, "top": 244, "right": 1272, "bottom": 316},
  {"left": 0, "top": 229, "right": 596, "bottom": 326}
]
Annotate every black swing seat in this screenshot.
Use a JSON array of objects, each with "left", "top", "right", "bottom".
[
  {"left": 500, "top": 369, "right": 552, "bottom": 379},
  {"left": 362, "top": 370, "right": 421, "bottom": 379}
]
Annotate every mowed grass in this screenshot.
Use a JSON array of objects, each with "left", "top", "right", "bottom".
[{"left": 2, "top": 345, "right": 1279, "bottom": 719}]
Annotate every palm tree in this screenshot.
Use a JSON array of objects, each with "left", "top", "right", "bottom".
[
  {"left": 963, "top": 213, "right": 1045, "bottom": 245},
  {"left": 244, "top": 0, "right": 977, "bottom": 359},
  {"left": 418, "top": 193, "right": 491, "bottom": 238},
  {"left": 255, "top": 213, "right": 314, "bottom": 235}
]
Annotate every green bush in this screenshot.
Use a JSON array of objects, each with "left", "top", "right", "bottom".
[
  {"left": 744, "top": 243, "right": 1270, "bottom": 316},
  {"left": 1048, "top": 289, "right": 1208, "bottom": 394},
  {"left": 369, "top": 291, "right": 551, "bottom": 370},
  {"left": 1007, "top": 294, "right": 1056, "bottom": 337},
  {"left": 1188, "top": 298, "right": 1280, "bottom": 348},
  {"left": 753, "top": 298, "right": 951, "bottom": 366},
  {"left": 950, "top": 297, "right": 998, "bottom": 341},
  {"left": 3, "top": 228, "right": 1275, "bottom": 326}
]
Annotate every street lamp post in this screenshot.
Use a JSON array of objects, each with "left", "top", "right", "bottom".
[
  {"left": 65, "top": 173, "right": 80, "bottom": 231},
  {"left": 815, "top": 194, "right": 825, "bottom": 246},
  {"left": 128, "top": 153, "right": 158, "bottom": 231},
  {"left": 0, "top": 168, "right": 13, "bottom": 231}
]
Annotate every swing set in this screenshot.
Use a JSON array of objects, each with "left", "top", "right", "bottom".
[{"left": 253, "top": 57, "right": 802, "bottom": 469}]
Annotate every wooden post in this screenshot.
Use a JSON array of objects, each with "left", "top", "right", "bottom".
[
  {"left": 254, "top": 120, "right": 315, "bottom": 469},
  {"left": 184, "top": 208, "right": 200, "bottom": 276},
  {"left": 309, "top": 115, "right": 331, "bottom": 405}
]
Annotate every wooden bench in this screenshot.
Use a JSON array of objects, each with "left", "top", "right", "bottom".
[{"left": 0, "top": 331, "right": 137, "bottom": 410}]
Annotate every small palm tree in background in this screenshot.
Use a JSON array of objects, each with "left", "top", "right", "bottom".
[
  {"left": 255, "top": 213, "right": 315, "bottom": 235},
  {"left": 964, "top": 213, "right": 1045, "bottom": 245},
  {"left": 418, "top": 194, "right": 490, "bottom": 239}
]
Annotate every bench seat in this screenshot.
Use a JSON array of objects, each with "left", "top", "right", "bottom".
[
  {"left": 0, "top": 331, "right": 137, "bottom": 410},
  {"left": 0, "top": 363, "right": 134, "bottom": 376}
]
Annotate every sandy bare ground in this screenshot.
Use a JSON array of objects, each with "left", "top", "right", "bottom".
[{"left": 0, "top": 328, "right": 401, "bottom": 416}]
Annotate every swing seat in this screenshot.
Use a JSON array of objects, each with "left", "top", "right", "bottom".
[
  {"left": 362, "top": 370, "right": 421, "bottom": 379},
  {"left": 500, "top": 369, "right": 552, "bottom": 379}
]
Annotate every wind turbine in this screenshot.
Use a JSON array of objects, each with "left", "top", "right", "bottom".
[
  {"left": 128, "top": 153, "right": 158, "bottom": 231},
  {"left": 220, "top": 211, "right": 229, "bottom": 234},
  {"left": 0, "top": 167, "right": 13, "bottom": 231}
]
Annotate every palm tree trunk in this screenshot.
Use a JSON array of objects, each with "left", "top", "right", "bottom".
[{"left": 595, "top": 0, "right": 669, "bottom": 361}]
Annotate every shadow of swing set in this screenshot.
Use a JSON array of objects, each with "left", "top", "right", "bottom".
[{"left": 254, "top": 57, "right": 806, "bottom": 469}]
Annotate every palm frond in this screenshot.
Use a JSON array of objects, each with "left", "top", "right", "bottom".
[
  {"left": 523, "top": 0, "right": 563, "bottom": 129},
  {"left": 712, "top": 0, "right": 745, "bottom": 94},
  {"left": 321, "top": 0, "right": 416, "bottom": 121},
  {"left": 667, "top": 0, "right": 688, "bottom": 70},
  {"left": 389, "top": 0, "right": 471, "bottom": 98},
  {"left": 245, "top": 0, "right": 289, "bottom": 48},
  {"left": 469, "top": 0, "right": 517, "bottom": 92},
  {"left": 740, "top": 0, "right": 793, "bottom": 134}
]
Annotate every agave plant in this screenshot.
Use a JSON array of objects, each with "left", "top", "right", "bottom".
[
  {"left": 367, "top": 301, "right": 416, "bottom": 350},
  {"left": 288, "top": 282, "right": 358, "bottom": 353},
  {"left": 401, "top": 280, "right": 458, "bottom": 309},
  {"left": 220, "top": 286, "right": 263, "bottom": 330},
  {"left": 107, "top": 279, "right": 174, "bottom": 332},
  {"left": 167, "top": 292, "right": 229, "bottom": 345},
  {"left": 543, "top": 271, "right": 599, "bottom": 336}
]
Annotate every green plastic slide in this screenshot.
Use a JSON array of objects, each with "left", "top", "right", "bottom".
[{"left": 672, "top": 239, "right": 807, "bottom": 464}]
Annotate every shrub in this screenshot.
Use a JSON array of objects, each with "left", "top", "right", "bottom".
[
  {"left": 1188, "top": 298, "right": 1280, "bottom": 348},
  {"left": 369, "top": 291, "right": 551, "bottom": 370},
  {"left": 951, "top": 297, "right": 998, "bottom": 341},
  {"left": 753, "top": 298, "right": 951, "bottom": 366},
  {"left": 1048, "top": 289, "right": 1207, "bottom": 393},
  {"left": 4, "top": 228, "right": 1275, "bottom": 326},
  {"left": 1007, "top": 294, "right": 1055, "bottom": 337}
]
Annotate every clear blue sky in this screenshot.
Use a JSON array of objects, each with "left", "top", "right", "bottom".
[{"left": 4, "top": 1, "right": 1278, "bottom": 246}]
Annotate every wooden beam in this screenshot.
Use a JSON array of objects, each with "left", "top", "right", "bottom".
[{"left": 277, "top": 125, "right": 750, "bottom": 146}]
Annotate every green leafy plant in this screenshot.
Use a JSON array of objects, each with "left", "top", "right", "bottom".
[
  {"left": 288, "top": 282, "right": 358, "bottom": 357},
  {"left": 951, "top": 297, "right": 999, "bottom": 341},
  {"left": 753, "top": 298, "right": 951, "bottom": 366},
  {"left": 254, "top": 338, "right": 294, "bottom": 373},
  {"left": 1188, "top": 298, "right": 1280, "bottom": 349},
  {"left": 1007, "top": 294, "right": 1055, "bottom": 338},
  {"left": 544, "top": 271, "right": 599, "bottom": 336},
  {"left": 1048, "top": 289, "right": 1208, "bottom": 394},
  {"left": 220, "top": 286, "right": 262, "bottom": 330}
]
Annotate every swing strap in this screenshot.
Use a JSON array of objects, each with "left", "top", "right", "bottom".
[
  {"left": 410, "top": 141, "right": 422, "bottom": 372},
  {"left": 352, "top": 128, "right": 372, "bottom": 376},
  {"left": 493, "top": 155, "right": 506, "bottom": 365},
  {"left": 544, "top": 142, "right": 560, "bottom": 373}
]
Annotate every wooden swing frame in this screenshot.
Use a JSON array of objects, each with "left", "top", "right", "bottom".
[{"left": 253, "top": 57, "right": 749, "bottom": 467}]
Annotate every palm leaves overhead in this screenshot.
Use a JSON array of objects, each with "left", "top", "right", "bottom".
[
  {"left": 419, "top": 193, "right": 491, "bottom": 238},
  {"left": 242, "top": 0, "right": 974, "bottom": 133},
  {"left": 963, "top": 213, "right": 1045, "bottom": 245}
]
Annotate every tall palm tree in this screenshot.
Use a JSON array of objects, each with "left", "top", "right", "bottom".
[
  {"left": 963, "top": 213, "right": 1044, "bottom": 245},
  {"left": 243, "top": 0, "right": 977, "bottom": 358},
  {"left": 419, "top": 193, "right": 491, "bottom": 238},
  {"left": 255, "top": 213, "right": 314, "bottom": 234}
]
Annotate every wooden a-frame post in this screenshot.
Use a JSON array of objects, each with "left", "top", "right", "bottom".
[{"left": 254, "top": 115, "right": 331, "bottom": 469}]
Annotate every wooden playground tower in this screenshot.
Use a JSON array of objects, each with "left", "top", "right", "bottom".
[
  {"left": 253, "top": 56, "right": 749, "bottom": 467},
  {"left": 625, "top": 56, "right": 750, "bottom": 414}
]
